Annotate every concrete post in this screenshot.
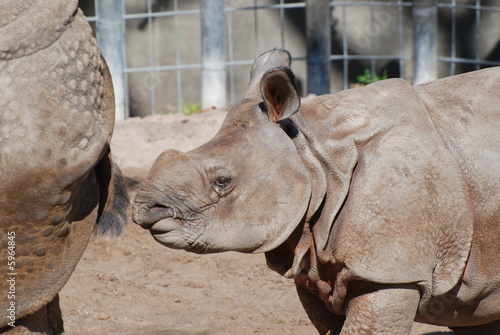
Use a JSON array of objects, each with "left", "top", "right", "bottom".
[
  {"left": 200, "top": 0, "right": 227, "bottom": 109},
  {"left": 306, "top": 0, "right": 331, "bottom": 95},
  {"left": 412, "top": 0, "right": 438, "bottom": 84},
  {"left": 96, "top": 0, "right": 126, "bottom": 120}
]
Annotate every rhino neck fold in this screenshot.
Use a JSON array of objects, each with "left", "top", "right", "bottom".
[
  {"left": 264, "top": 209, "right": 340, "bottom": 310},
  {"left": 289, "top": 112, "right": 358, "bottom": 264},
  {"left": 264, "top": 115, "right": 330, "bottom": 278},
  {"left": 264, "top": 214, "right": 308, "bottom": 277}
]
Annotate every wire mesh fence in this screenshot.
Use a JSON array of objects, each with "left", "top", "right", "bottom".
[{"left": 79, "top": 0, "right": 500, "bottom": 119}]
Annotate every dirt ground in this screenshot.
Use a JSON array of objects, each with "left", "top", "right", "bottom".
[{"left": 60, "top": 110, "right": 452, "bottom": 334}]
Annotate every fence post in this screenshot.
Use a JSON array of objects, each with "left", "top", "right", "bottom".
[
  {"left": 96, "top": 0, "right": 126, "bottom": 120},
  {"left": 412, "top": 0, "right": 438, "bottom": 84},
  {"left": 306, "top": 0, "right": 331, "bottom": 95},
  {"left": 200, "top": 0, "right": 227, "bottom": 109}
]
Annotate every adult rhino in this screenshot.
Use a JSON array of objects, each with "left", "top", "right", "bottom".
[
  {"left": 133, "top": 49, "right": 500, "bottom": 334},
  {"left": 0, "top": 0, "right": 128, "bottom": 333}
]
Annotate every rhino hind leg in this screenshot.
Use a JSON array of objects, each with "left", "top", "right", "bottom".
[
  {"left": 0, "top": 295, "right": 63, "bottom": 335},
  {"left": 295, "top": 281, "right": 345, "bottom": 335},
  {"left": 95, "top": 149, "right": 129, "bottom": 236},
  {"left": 449, "top": 320, "right": 500, "bottom": 335}
]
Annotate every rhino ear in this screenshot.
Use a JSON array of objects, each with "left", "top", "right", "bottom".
[
  {"left": 245, "top": 49, "right": 292, "bottom": 99},
  {"left": 260, "top": 68, "right": 300, "bottom": 122}
]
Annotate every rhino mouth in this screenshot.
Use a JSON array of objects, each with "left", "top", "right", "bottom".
[
  {"left": 150, "top": 217, "right": 208, "bottom": 253},
  {"left": 133, "top": 201, "right": 209, "bottom": 253},
  {"left": 134, "top": 204, "right": 180, "bottom": 228},
  {"left": 133, "top": 200, "right": 197, "bottom": 227}
]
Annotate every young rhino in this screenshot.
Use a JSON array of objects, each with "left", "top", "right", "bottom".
[{"left": 133, "top": 49, "right": 500, "bottom": 334}]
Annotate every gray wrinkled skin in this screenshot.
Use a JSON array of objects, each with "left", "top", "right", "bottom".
[
  {"left": 133, "top": 49, "right": 500, "bottom": 334},
  {"left": 0, "top": 1, "right": 128, "bottom": 333}
]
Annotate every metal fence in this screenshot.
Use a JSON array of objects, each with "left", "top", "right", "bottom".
[{"left": 80, "top": 0, "right": 500, "bottom": 119}]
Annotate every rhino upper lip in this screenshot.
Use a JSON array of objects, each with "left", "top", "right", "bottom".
[
  {"left": 134, "top": 194, "right": 216, "bottom": 231},
  {"left": 155, "top": 204, "right": 179, "bottom": 218},
  {"left": 134, "top": 203, "right": 181, "bottom": 229}
]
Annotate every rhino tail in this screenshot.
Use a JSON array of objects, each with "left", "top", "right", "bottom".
[{"left": 94, "top": 148, "right": 129, "bottom": 236}]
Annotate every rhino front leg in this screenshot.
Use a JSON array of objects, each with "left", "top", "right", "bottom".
[
  {"left": 295, "top": 281, "right": 345, "bottom": 335},
  {"left": 341, "top": 283, "right": 420, "bottom": 335}
]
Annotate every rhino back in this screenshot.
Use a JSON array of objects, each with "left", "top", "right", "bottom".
[
  {"left": 415, "top": 68, "right": 500, "bottom": 188},
  {"left": 415, "top": 68, "right": 500, "bottom": 219}
]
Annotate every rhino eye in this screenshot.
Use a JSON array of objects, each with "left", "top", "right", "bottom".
[
  {"left": 209, "top": 167, "right": 234, "bottom": 195},
  {"left": 213, "top": 176, "right": 232, "bottom": 189}
]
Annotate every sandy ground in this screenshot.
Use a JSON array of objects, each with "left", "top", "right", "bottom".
[{"left": 60, "top": 110, "right": 452, "bottom": 334}]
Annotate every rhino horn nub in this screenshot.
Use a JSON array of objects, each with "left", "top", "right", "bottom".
[{"left": 244, "top": 48, "right": 292, "bottom": 99}]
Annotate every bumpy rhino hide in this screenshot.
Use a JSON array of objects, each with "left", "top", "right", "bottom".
[{"left": 0, "top": 0, "right": 127, "bottom": 331}]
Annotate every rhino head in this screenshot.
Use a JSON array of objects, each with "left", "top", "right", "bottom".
[{"left": 133, "top": 50, "right": 315, "bottom": 255}]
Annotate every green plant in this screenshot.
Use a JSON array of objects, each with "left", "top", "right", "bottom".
[
  {"left": 356, "top": 68, "right": 388, "bottom": 85},
  {"left": 182, "top": 103, "right": 202, "bottom": 116}
]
